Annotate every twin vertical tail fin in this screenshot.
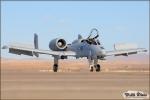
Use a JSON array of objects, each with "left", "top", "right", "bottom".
[
  {"left": 78, "top": 34, "right": 83, "bottom": 40},
  {"left": 33, "top": 33, "right": 39, "bottom": 57},
  {"left": 34, "top": 33, "right": 38, "bottom": 49}
]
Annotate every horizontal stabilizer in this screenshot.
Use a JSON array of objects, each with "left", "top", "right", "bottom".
[
  {"left": 114, "top": 43, "right": 138, "bottom": 50},
  {"left": 106, "top": 48, "right": 147, "bottom": 56}
]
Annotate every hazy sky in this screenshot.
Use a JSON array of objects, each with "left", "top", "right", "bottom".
[{"left": 1, "top": 1, "right": 149, "bottom": 58}]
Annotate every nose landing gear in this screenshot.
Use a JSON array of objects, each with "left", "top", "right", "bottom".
[
  {"left": 88, "top": 58, "right": 101, "bottom": 72},
  {"left": 95, "top": 64, "right": 101, "bottom": 72},
  {"left": 90, "top": 65, "right": 94, "bottom": 72}
]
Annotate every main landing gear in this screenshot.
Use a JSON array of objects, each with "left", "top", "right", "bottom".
[
  {"left": 53, "top": 57, "right": 59, "bottom": 72},
  {"left": 53, "top": 64, "right": 58, "bottom": 72}
]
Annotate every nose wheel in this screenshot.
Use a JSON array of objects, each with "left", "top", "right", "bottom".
[
  {"left": 89, "top": 64, "right": 101, "bottom": 72},
  {"left": 90, "top": 65, "right": 94, "bottom": 72},
  {"left": 88, "top": 58, "right": 101, "bottom": 72},
  {"left": 95, "top": 64, "right": 101, "bottom": 72}
]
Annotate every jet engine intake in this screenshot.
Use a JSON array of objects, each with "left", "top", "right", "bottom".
[{"left": 49, "top": 38, "right": 67, "bottom": 51}]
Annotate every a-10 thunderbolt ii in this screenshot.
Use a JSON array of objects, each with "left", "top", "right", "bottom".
[{"left": 2, "top": 28, "right": 147, "bottom": 72}]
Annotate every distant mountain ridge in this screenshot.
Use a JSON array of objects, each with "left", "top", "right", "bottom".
[{"left": 1, "top": 53, "right": 149, "bottom": 64}]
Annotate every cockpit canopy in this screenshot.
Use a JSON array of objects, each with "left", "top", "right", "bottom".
[
  {"left": 87, "top": 28, "right": 99, "bottom": 40},
  {"left": 82, "top": 28, "right": 100, "bottom": 45},
  {"left": 73, "top": 28, "right": 101, "bottom": 45},
  {"left": 81, "top": 39, "right": 100, "bottom": 45}
]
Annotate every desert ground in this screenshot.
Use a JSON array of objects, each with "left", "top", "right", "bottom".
[{"left": 1, "top": 54, "right": 149, "bottom": 99}]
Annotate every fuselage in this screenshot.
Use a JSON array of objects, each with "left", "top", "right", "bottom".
[{"left": 67, "top": 39, "right": 106, "bottom": 59}]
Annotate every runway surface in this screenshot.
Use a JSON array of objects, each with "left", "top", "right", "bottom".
[{"left": 1, "top": 70, "right": 149, "bottom": 99}]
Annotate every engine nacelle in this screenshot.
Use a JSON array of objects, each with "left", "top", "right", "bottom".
[{"left": 49, "top": 38, "right": 67, "bottom": 51}]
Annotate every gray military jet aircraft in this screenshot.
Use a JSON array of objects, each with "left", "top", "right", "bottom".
[{"left": 2, "top": 28, "right": 147, "bottom": 72}]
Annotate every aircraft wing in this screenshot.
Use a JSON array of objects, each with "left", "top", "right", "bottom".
[
  {"left": 105, "top": 48, "right": 147, "bottom": 56},
  {"left": 2, "top": 44, "right": 76, "bottom": 57}
]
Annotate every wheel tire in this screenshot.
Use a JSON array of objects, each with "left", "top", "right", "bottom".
[
  {"left": 96, "top": 64, "right": 100, "bottom": 72},
  {"left": 90, "top": 66, "right": 94, "bottom": 72},
  {"left": 53, "top": 64, "right": 58, "bottom": 72}
]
